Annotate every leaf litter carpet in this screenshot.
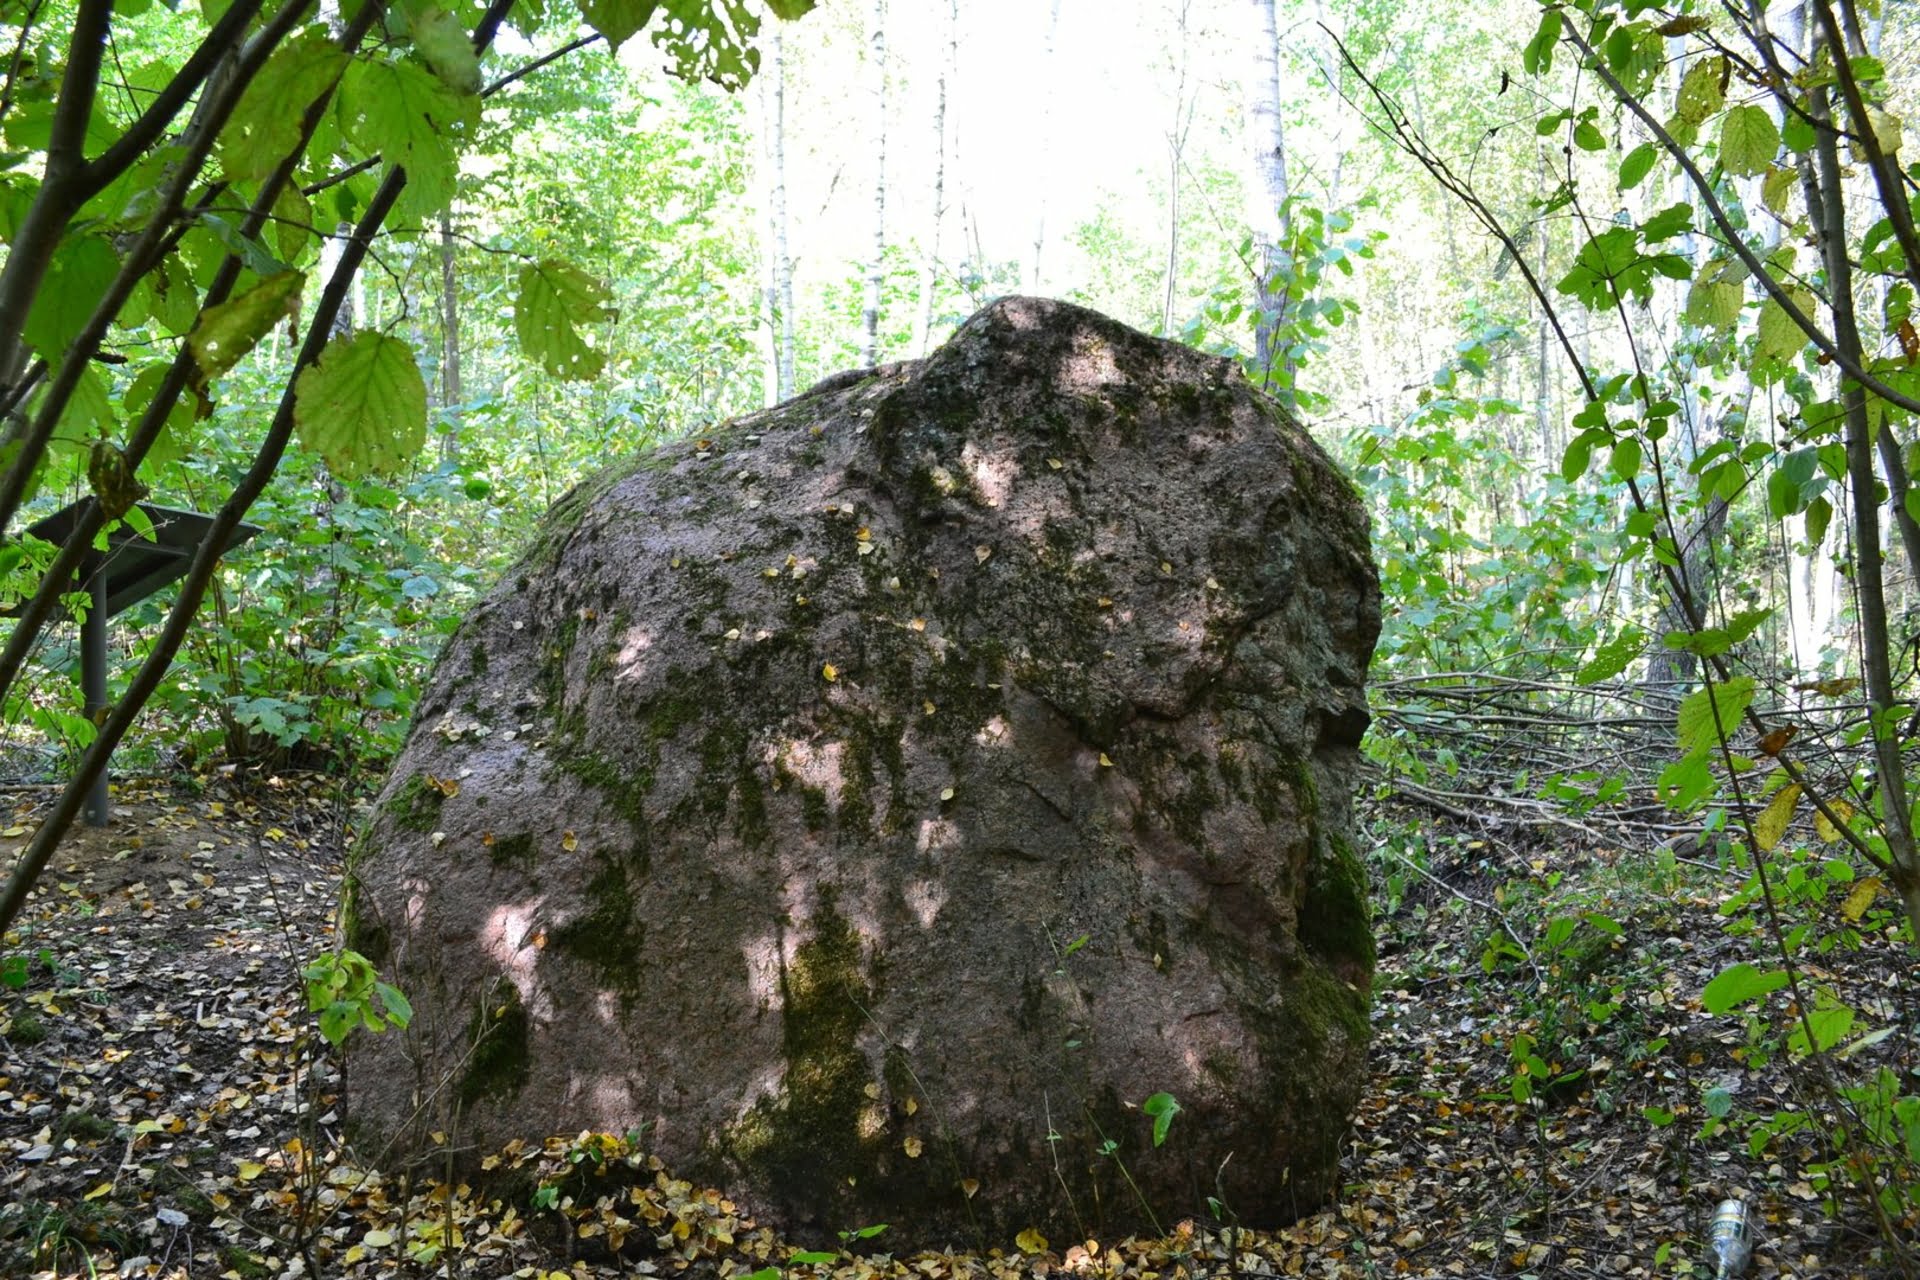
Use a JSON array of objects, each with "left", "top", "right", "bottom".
[{"left": 0, "top": 780, "right": 1910, "bottom": 1278}]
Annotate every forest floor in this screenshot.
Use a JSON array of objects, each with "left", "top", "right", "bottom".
[{"left": 0, "top": 775, "right": 1912, "bottom": 1280}]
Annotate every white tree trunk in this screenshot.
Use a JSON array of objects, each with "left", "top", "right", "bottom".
[
  {"left": 1027, "top": 0, "right": 1064, "bottom": 295},
  {"left": 1244, "top": 0, "right": 1291, "bottom": 387},
  {"left": 758, "top": 24, "right": 796, "bottom": 403},
  {"left": 860, "top": 0, "right": 888, "bottom": 368},
  {"left": 913, "top": 0, "right": 957, "bottom": 356}
]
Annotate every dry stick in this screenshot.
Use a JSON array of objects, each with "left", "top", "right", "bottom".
[
  {"left": 0, "top": 169, "right": 408, "bottom": 938},
  {"left": 0, "top": 0, "right": 303, "bottom": 536}
]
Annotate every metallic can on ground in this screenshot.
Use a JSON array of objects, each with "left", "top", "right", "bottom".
[{"left": 1708, "top": 1198, "right": 1753, "bottom": 1279}]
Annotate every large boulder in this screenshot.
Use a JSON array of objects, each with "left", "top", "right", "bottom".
[{"left": 345, "top": 297, "right": 1381, "bottom": 1249}]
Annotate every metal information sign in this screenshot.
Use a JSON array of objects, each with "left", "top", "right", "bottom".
[{"left": 22, "top": 500, "right": 262, "bottom": 826}]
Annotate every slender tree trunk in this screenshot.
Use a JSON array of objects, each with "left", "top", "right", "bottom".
[
  {"left": 1161, "top": 0, "right": 1194, "bottom": 333},
  {"left": 437, "top": 206, "right": 462, "bottom": 459},
  {"left": 1245, "top": 0, "right": 1291, "bottom": 388},
  {"left": 860, "top": 0, "right": 887, "bottom": 368},
  {"left": 913, "top": 0, "right": 956, "bottom": 356},
  {"left": 756, "top": 24, "right": 795, "bottom": 402},
  {"left": 1027, "top": 0, "right": 1064, "bottom": 295}
]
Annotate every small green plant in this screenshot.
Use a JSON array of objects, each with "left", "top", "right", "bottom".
[{"left": 301, "top": 949, "right": 412, "bottom": 1047}]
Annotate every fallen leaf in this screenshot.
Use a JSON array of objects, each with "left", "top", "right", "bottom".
[
  {"left": 1016, "top": 1227, "right": 1048, "bottom": 1255},
  {"left": 562, "top": 830, "right": 578, "bottom": 852},
  {"left": 822, "top": 663, "right": 839, "bottom": 682},
  {"left": 904, "top": 1137, "right": 923, "bottom": 1158}
]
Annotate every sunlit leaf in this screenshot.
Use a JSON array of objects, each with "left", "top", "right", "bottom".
[
  {"left": 515, "top": 259, "right": 614, "bottom": 379},
  {"left": 1753, "top": 781, "right": 1800, "bottom": 852},
  {"left": 1720, "top": 105, "right": 1780, "bottom": 177},
  {"left": 294, "top": 332, "right": 428, "bottom": 478},
  {"left": 187, "top": 270, "right": 303, "bottom": 385}
]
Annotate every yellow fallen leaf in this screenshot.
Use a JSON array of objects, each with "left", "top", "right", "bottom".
[
  {"left": 923, "top": 700, "right": 936, "bottom": 716},
  {"left": 939, "top": 787, "right": 955, "bottom": 802},
  {"left": 1016, "top": 1227, "right": 1048, "bottom": 1255},
  {"left": 343, "top": 1244, "right": 367, "bottom": 1264},
  {"left": 974, "top": 545, "right": 992, "bottom": 563},
  {"left": 562, "top": 830, "right": 578, "bottom": 852},
  {"left": 1046, "top": 457, "right": 1063, "bottom": 470},
  {"left": 822, "top": 663, "right": 839, "bottom": 682},
  {"left": 909, "top": 618, "right": 926, "bottom": 632},
  {"left": 1098, "top": 753, "right": 1114, "bottom": 768},
  {"left": 236, "top": 1160, "right": 266, "bottom": 1182},
  {"left": 856, "top": 526, "right": 872, "bottom": 541},
  {"left": 904, "top": 1137, "right": 923, "bottom": 1158},
  {"left": 905, "top": 1097, "right": 918, "bottom": 1116},
  {"left": 864, "top": 1082, "right": 881, "bottom": 1099},
  {"left": 0, "top": 825, "right": 25, "bottom": 837},
  {"left": 961, "top": 1178, "right": 980, "bottom": 1199},
  {"left": 363, "top": 1229, "right": 394, "bottom": 1248},
  {"left": 1159, "top": 561, "right": 1172, "bottom": 574},
  {"left": 84, "top": 1183, "right": 112, "bottom": 1200}
]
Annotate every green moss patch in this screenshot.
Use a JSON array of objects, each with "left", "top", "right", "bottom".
[{"left": 458, "top": 983, "right": 531, "bottom": 1109}]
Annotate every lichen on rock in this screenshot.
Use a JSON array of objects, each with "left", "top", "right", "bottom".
[{"left": 346, "top": 297, "right": 1382, "bottom": 1250}]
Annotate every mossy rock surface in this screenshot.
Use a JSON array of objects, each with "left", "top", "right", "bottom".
[{"left": 346, "top": 297, "right": 1381, "bottom": 1249}]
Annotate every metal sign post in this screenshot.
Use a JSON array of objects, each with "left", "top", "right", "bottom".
[{"left": 22, "top": 501, "right": 262, "bottom": 827}]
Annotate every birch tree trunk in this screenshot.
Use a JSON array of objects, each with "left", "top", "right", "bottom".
[
  {"left": 759, "top": 23, "right": 796, "bottom": 402},
  {"left": 860, "top": 0, "right": 888, "bottom": 368},
  {"left": 912, "top": 0, "right": 957, "bottom": 356},
  {"left": 1161, "top": 0, "right": 1195, "bottom": 333},
  {"left": 437, "top": 206, "right": 462, "bottom": 459},
  {"left": 1245, "top": 0, "right": 1291, "bottom": 388},
  {"left": 1027, "top": 0, "right": 1064, "bottom": 294}
]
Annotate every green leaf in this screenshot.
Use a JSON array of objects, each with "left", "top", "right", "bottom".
[
  {"left": 1573, "top": 120, "right": 1606, "bottom": 152},
  {"left": 515, "top": 260, "right": 615, "bottom": 379},
  {"left": 1720, "top": 105, "right": 1780, "bottom": 177},
  {"left": 1618, "top": 142, "right": 1658, "bottom": 189},
  {"left": 375, "top": 981, "right": 413, "bottom": 1028},
  {"left": 1523, "top": 8, "right": 1562, "bottom": 76},
  {"left": 1787, "top": 995, "right": 1855, "bottom": 1056},
  {"left": 1561, "top": 433, "right": 1594, "bottom": 483},
  {"left": 1761, "top": 165, "right": 1795, "bottom": 214},
  {"left": 219, "top": 29, "right": 349, "bottom": 183},
  {"left": 1686, "top": 271, "right": 1744, "bottom": 333},
  {"left": 409, "top": 6, "right": 483, "bottom": 93},
  {"left": 1142, "top": 1091, "right": 1181, "bottom": 1147},
  {"left": 1806, "top": 495, "right": 1833, "bottom": 546},
  {"left": 272, "top": 182, "right": 315, "bottom": 266},
  {"left": 294, "top": 332, "right": 428, "bottom": 478},
  {"left": 1672, "top": 56, "right": 1726, "bottom": 131},
  {"left": 1610, "top": 437, "right": 1641, "bottom": 480},
  {"left": 1757, "top": 287, "right": 1815, "bottom": 362},
  {"left": 24, "top": 236, "right": 119, "bottom": 358},
  {"left": 1676, "top": 676, "right": 1755, "bottom": 756},
  {"left": 765, "top": 0, "right": 815, "bottom": 15},
  {"left": 187, "top": 271, "right": 304, "bottom": 385},
  {"left": 1782, "top": 107, "right": 1816, "bottom": 154},
  {"left": 791, "top": 1252, "right": 838, "bottom": 1265},
  {"left": 1702, "top": 962, "right": 1787, "bottom": 1015},
  {"left": 576, "top": 0, "right": 658, "bottom": 47},
  {"left": 338, "top": 56, "right": 479, "bottom": 220},
  {"left": 1640, "top": 202, "right": 1694, "bottom": 241}
]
